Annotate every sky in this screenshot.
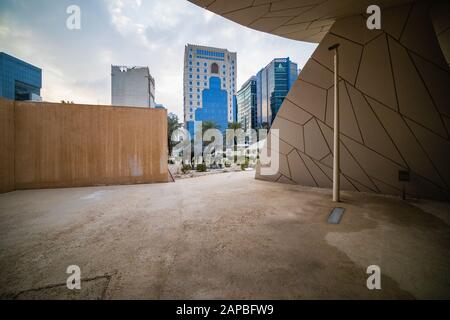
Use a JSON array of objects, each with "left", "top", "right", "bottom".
[{"left": 0, "top": 0, "right": 318, "bottom": 118}]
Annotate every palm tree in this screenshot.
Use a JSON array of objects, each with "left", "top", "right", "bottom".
[
  {"left": 202, "top": 121, "right": 220, "bottom": 134},
  {"left": 228, "top": 122, "right": 242, "bottom": 130},
  {"left": 167, "top": 113, "right": 182, "bottom": 155}
]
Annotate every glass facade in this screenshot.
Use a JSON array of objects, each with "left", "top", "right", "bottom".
[
  {"left": 183, "top": 44, "right": 237, "bottom": 136},
  {"left": 0, "top": 52, "right": 42, "bottom": 101},
  {"left": 187, "top": 76, "right": 228, "bottom": 137},
  {"left": 256, "top": 58, "right": 298, "bottom": 128},
  {"left": 237, "top": 76, "right": 257, "bottom": 132}
]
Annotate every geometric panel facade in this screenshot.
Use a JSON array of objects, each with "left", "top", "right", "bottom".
[
  {"left": 254, "top": 2, "right": 450, "bottom": 200},
  {"left": 190, "top": 0, "right": 450, "bottom": 200}
]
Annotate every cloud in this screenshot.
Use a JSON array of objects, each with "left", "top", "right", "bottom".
[{"left": 1, "top": 0, "right": 318, "bottom": 119}]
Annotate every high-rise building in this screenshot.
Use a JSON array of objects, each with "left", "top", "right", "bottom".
[
  {"left": 256, "top": 58, "right": 298, "bottom": 127},
  {"left": 111, "top": 65, "right": 155, "bottom": 108},
  {"left": 183, "top": 44, "right": 237, "bottom": 136},
  {"left": 237, "top": 76, "right": 257, "bottom": 132},
  {"left": 0, "top": 52, "right": 42, "bottom": 101}
]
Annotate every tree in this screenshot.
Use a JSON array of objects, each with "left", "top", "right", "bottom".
[
  {"left": 201, "top": 121, "right": 220, "bottom": 135},
  {"left": 228, "top": 122, "right": 242, "bottom": 130},
  {"left": 167, "top": 113, "right": 182, "bottom": 155}
]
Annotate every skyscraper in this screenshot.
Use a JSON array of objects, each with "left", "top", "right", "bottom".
[
  {"left": 111, "top": 65, "right": 155, "bottom": 108},
  {"left": 237, "top": 76, "right": 257, "bottom": 132},
  {"left": 0, "top": 52, "right": 42, "bottom": 101},
  {"left": 183, "top": 44, "right": 237, "bottom": 137},
  {"left": 256, "top": 58, "right": 298, "bottom": 127}
]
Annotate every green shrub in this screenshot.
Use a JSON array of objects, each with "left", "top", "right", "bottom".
[
  {"left": 196, "top": 163, "right": 207, "bottom": 172},
  {"left": 181, "top": 164, "right": 192, "bottom": 174},
  {"left": 241, "top": 158, "right": 250, "bottom": 171}
]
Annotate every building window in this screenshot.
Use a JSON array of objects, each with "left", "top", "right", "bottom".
[
  {"left": 204, "top": 69, "right": 207, "bottom": 73},
  {"left": 211, "top": 63, "right": 219, "bottom": 74},
  {"left": 197, "top": 82, "right": 200, "bottom": 86},
  {"left": 204, "top": 62, "right": 207, "bottom": 66},
  {"left": 204, "top": 82, "right": 207, "bottom": 86},
  {"left": 204, "top": 76, "right": 207, "bottom": 79},
  {"left": 197, "top": 62, "right": 200, "bottom": 66},
  {"left": 197, "top": 68, "right": 200, "bottom": 72}
]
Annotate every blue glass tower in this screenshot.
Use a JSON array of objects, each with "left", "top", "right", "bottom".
[
  {"left": 0, "top": 52, "right": 42, "bottom": 101},
  {"left": 183, "top": 44, "right": 237, "bottom": 138},
  {"left": 187, "top": 77, "right": 228, "bottom": 137},
  {"left": 256, "top": 58, "right": 298, "bottom": 128}
]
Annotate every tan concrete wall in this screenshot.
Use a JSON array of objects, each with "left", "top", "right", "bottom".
[
  {"left": 0, "top": 98, "right": 15, "bottom": 193},
  {"left": 256, "top": 2, "right": 450, "bottom": 201},
  {"left": 0, "top": 99, "right": 169, "bottom": 192}
]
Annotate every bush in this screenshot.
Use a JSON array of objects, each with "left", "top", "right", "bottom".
[
  {"left": 241, "top": 158, "right": 250, "bottom": 171},
  {"left": 196, "top": 163, "right": 207, "bottom": 172},
  {"left": 181, "top": 164, "right": 192, "bottom": 174}
]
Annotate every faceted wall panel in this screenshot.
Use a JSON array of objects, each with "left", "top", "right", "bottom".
[{"left": 255, "top": 2, "right": 450, "bottom": 200}]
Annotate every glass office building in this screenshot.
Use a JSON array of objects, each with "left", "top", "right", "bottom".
[
  {"left": 237, "top": 76, "right": 257, "bottom": 132},
  {"left": 183, "top": 44, "right": 237, "bottom": 137},
  {"left": 256, "top": 58, "right": 298, "bottom": 128},
  {"left": 0, "top": 52, "right": 42, "bottom": 101}
]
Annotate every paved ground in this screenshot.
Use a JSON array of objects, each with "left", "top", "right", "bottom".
[{"left": 0, "top": 171, "right": 449, "bottom": 299}]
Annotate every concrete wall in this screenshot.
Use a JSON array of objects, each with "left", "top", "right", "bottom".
[
  {"left": 256, "top": 2, "right": 450, "bottom": 201},
  {"left": 0, "top": 98, "right": 169, "bottom": 192}
]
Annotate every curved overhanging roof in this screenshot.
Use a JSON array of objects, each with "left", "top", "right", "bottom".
[{"left": 189, "top": 0, "right": 413, "bottom": 43}]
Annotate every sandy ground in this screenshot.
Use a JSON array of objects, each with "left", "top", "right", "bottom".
[{"left": 0, "top": 171, "right": 449, "bottom": 299}]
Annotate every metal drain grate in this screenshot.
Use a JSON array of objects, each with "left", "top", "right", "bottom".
[{"left": 328, "top": 207, "right": 345, "bottom": 224}]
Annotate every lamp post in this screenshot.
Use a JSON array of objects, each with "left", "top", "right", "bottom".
[{"left": 328, "top": 43, "right": 340, "bottom": 202}]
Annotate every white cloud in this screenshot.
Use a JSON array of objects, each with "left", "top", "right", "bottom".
[{"left": 1, "top": 0, "right": 318, "bottom": 119}]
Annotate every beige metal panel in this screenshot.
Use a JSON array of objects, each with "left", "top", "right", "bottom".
[
  {"left": 304, "top": 118, "right": 330, "bottom": 160},
  {"left": 287, "top": 80, "right": 327, "bottom": 121},
  {"left": 381, "top": 3, "right": 412, "bottom": 40},
  {"left": 368, "top": 96, "right": 445, "bottom": 189},
  {"left": 287, "top": 150, "right": 316, "bottom": 186},
  {"left": 400, "top": 1, "right": 448, "bottom": 68},
  {"left": 279, "top": 154, "right": 291, "bottom": 179},
  {"left": 271, "top": 116, "right": 305, "bottom": 152},
  {"left": 346, "top": 84, "right": 405, "bottom": 165},
  {"left": 411, "top": 53, "right": 450, "bottom": 118},
  {"left": 388, "top": 36, "right": 447, "bottom": 137},
  {"left": 276, "top": 99, "right": 313, "bottom": 125},
  {"left": 356, "top": 34, "right": 398, "bottom": 111},
  {"left": 190, "top": 0, "right": 413, "bottom": 43},
  {"left": 331, "top": 15, "right": 382, "bottom": 45},
  {"left": 299, "top": 152, "right": 332, "bottom": 188},
  {"left": 299, "top": 59, "right": 334, "bottom": 89},
  {"left": 0, "top": 98, "right": 15, "bottom": 193},
  {"left": 404, "top": 119, "right": 450, "bottom": 188},
  {"left": 313, "top": 33, "right": 363, "bottom": 85},
  {"left": 325, "top": 81, "right": 363, "bottom": 143}
]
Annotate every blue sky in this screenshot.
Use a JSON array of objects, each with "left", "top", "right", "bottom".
[{"left": 0, "top": 0, "right": 317, "bottom": 118}]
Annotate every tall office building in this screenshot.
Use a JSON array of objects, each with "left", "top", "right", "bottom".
[
  {"left": 237, "top": 76, "right": 257, "bottom": 132},
  {"left": 183, "top": 44, "right": 237, "bottom": 136},
  {"left": 256, "top": 58, "right": 298, "bottom": 127},
  {"left": 0, "top": 52, "right": 42, "bottom": 101},
  {"left": 111, "top": 65, "right": 155, "bottom": 108}
]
